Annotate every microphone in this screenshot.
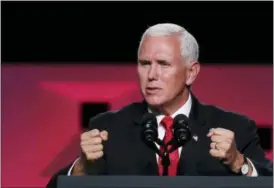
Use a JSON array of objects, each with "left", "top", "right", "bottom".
[
  {"left": 140, "top": 113, "right": 163, "bottom": 156},
  {"left": 173, "top": 114, "right": 192, "bottom": 146},
  {"left": 140, "top": 113, "right": 158, "bottom": 143}
]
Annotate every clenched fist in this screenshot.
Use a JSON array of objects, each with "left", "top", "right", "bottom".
[
  {"left": 81, "top": 129, "right": 108, "bottom": 161},
  {"left": 207, "top": 128, "right": 251, "bottom": 174}
]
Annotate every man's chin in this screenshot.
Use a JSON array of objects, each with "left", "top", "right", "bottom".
[{"left": 145, "top": 98, "right": 163, "bottom": 107}]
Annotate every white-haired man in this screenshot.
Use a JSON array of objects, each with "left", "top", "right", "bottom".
[{"left": 47, "top": 23, "right": 272, "bottom": 188}]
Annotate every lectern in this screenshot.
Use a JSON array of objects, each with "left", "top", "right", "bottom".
[{"left": 57, "top": 176, "right": 273, "bottom": 188}]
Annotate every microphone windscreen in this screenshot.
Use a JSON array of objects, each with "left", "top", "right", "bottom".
[
  {"left": 140, "top": 113, "right": 158, "bottom": 142},
  {"left": 173, "top": 114, "right": 190, "bottom": 128},
  {"left": 173, "top": 114, "right": 191, "bottom": 146},
  {"left": 140, "top": 113, "right": 157, "bottom": 127}
]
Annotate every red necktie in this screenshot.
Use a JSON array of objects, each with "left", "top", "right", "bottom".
[{"left": 158, "top": 116, "right": 179, "bottom": 176}]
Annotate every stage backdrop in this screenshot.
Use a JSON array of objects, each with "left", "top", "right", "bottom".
[{"left": 1, "top": 64, "right": 273, "bottom": 187}]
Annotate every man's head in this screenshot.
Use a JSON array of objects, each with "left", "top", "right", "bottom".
[{"left": 137, "top": 23, "right": 200, "bottom": 113}]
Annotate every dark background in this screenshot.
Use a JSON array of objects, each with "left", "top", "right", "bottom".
[{"left": 1, "top": 1, "right": 273, "bottom": 64}]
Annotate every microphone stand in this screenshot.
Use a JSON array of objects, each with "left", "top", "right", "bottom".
[
  {"left": 161, "top": 144, "right": 170, "bottom": 176},
  {"left": 152, "top": 139, "right": 180, "bottom": 176},
  {"left": 154, "top": 139, "right": 169, "bottom": 176},
  {"left": 144, "top": 137, "right": 180, "bottom": 176},
  {"left": 162, "top": 139, "right": 180, "bottom": 176}
]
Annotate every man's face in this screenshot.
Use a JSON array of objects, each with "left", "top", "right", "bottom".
[{"left": 137, "top": 35, "right": 189, "bottom": 108}]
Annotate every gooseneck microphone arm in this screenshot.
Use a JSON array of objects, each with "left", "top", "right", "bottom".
[
  {"left": 148, "top": 138, "right": 162, "bottom": 156},
  {"left": 145, "top": 138, "right": 171, "bottom": 176}
]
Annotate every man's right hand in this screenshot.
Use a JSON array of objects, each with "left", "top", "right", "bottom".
[
  {"left": 72, "top": 129, "right": 108, "bottom": 175},
  {"left": 81, "top": 129, "right": 108, "bottom": 161}
]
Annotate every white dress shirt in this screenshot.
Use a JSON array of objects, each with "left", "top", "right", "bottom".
[
  {"left": 68, "top": 93, "right": 258, "bottom": 176},
  {"left": 151, "top": 92, "right": 192, "bottom": 162}
]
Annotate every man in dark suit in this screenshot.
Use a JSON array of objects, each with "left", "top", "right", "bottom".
[{"left": 46, "top": 23, "right": 272, "bottom": 188}]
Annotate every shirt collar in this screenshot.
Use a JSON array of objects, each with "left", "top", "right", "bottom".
[{"left": 148, "top": 93, "right": 192, "bottom": 125}]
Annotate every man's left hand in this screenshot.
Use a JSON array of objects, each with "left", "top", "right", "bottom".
[{"left": 207, "top": 128, "right": 249, "bottom": 174}]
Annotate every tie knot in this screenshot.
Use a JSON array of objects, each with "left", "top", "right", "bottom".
[{"left": 161, "top": 116, "right": 173, "bottom": 130}]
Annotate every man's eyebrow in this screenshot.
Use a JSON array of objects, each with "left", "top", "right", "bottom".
[
  {"left": 156, "top": 59, "right": 170, "bottom": 64},
  {"left": 138, "top": 59, "right": 151, "bottom": 64}
]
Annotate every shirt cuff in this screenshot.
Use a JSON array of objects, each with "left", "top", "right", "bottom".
[
  {"left": 246, "top": 157, "right": 258, "bottom": 177},
  {"left": 67, "top": 157, "right": 80, "bottom": 176}
]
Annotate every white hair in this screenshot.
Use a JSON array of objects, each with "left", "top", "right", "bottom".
[{"left": 138, "top": 23, "right": 199, "bottom": 65}]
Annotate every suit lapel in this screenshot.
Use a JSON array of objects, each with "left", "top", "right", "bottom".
[
  {"left": 177, "top": 92, "right": 208, "bottom": 175},
  {"left": 131, "top": 101, "right": 159, "bottom": 175}
]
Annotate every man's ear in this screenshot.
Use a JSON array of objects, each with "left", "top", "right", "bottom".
[{"left": 186, "top": 61, "right": 200, "bottom": 86}]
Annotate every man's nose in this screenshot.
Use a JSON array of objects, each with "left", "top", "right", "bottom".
[{"left": 148, "top": 64, "right": 159, "bottom": 80}]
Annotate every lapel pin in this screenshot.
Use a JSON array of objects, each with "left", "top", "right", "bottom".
[{"left": 193, "top": 135, "right": 198, "bottom": 142}]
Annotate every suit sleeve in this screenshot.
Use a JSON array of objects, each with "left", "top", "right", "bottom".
[
  {"left": 240, "top": 120, "right": 273, "bottom": 176},
  {"left": 46, "top": 163, "right": 74, "bottom": 188},
  {"left": 45, "top": 113, "right": 110, "bottom": 188}
]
